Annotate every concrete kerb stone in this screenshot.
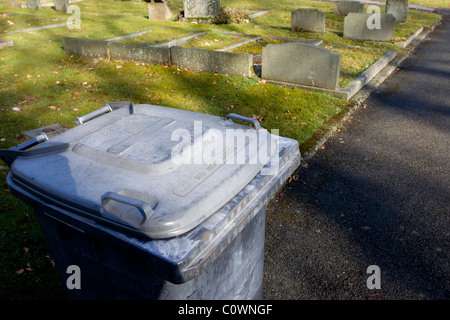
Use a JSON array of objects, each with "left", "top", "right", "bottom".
[
  {"left": 105, "top": 29, "right": 155, "bottom": 42},
  {"left": 63, "top": 37, "right": 110, "bottom": 60},
  {"left": 340, "top": 49, "right": 397, "bottom": 99},
  {"left": 170, "top": 46, "right": 253, "bottom": 77},
  {"left": 148, "top": 32, "right": 205, "bottom": 48},
  {"left": 63, "top": 36, "right": 254, "bottom": 77},
  {"left": 394, "top": 26, "right": 423, "bottom": 48},
  {"left": 215, "top": 36, "right": 261, "bottom": 52},
  {"left": 2, "top": 21, "right": 68, "bottom": 35}
]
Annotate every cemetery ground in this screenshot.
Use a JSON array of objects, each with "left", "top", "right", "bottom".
[{"left": 0, "top": 0, "right": 446, "bottom": 300}]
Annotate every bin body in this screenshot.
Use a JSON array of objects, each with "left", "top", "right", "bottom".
[{"left": 3, "top": 103, "right": 300, "bottom": 299}]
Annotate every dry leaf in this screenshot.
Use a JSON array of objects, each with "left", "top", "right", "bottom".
[
  {"left": 15, "top": 269, "right": 24, "bottom": 275},
  {"left": 48, "top": 106, "right": 57, "bottom": 110}
]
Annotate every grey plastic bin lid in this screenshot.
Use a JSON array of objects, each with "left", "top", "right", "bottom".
[{"left": 7, "top": 104, "right": 278, "bottom": 239}]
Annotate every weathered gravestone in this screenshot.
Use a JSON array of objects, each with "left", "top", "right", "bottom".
[
  {"left": 183, "top": 0, "right": 220, "bottom": 20},
  {"left": 386, "top": 0, "right": 409, "bottom": 23},
  {"left": 291, "top": 8, "right": 326, "bottom": 33},
  {"left": 147, "top": 0, "right": 173, "bottom": 21},
  {"left": 54, "top": 0, "right": 69, "bottom": 13},
  {"left": 262, "top": 43, "right": 341, "bottom": 90},
  {"left": 343, "top": 12, "right": 396, "bottom": 41},
  {"left": 334, "top": 1, "right": 364, "bottom": 17},
  {"left": 27, "top": 0, "right": 41, "bottom": 10}
]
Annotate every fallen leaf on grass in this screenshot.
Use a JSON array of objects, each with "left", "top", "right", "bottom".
[
  {"left": 115, "top": 65, "right": 122, "bottom": 69},
  {"left": 258, "top": 79, "right": 266, "bottom": 84},
  {"left": 15, "top": 269, "right": 24, "bottom": 275}
]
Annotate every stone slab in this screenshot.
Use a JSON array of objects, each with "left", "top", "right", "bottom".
[
  {"left": 262, "top": 43, "right": 341, "bottom": 90},
  {"left": 343, "top": 13, "right": 396, "bottom": 41},
  {"left": 170, "top": 46, "right": 253, "bottom": 77},
  {"left": 291, "top": 8, "right": 326, "bottom": 33},
  {"left": 63, "top": 37, "right": 110, "bottom": 59},
  {"left": 386, "top": 0, "right": 409, "bottom": 23},
  {"left": 334, "top": 1, "right": 364, "bottom": 17},
  {"left": 109, "top": 42, "right": 171, "bottom": 65}
]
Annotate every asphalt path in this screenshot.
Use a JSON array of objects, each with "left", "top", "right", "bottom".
[{"left": 263, "top": 9, "right": 450, "bottom": 300}]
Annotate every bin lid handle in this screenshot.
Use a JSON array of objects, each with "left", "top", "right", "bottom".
[
  {"left": 101, "top": 192, "right": 155, "bottom": 227},
  {"left": 225, "top": 113, "right": 262, "bottom": 130}
]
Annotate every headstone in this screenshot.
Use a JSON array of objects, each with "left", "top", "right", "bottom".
[
  {"left": 148, "top": 0, "right": 173, "bottom": 21},
  {"left": 54, "top": 0, "right": 69, "bottom": 13},
  {"left": 27, "top": 0, "right": 41, "bottom": 10},
  {"left": 334, "top": 1, "right": 364, "bottom": 17},
  {"left": 386, "top": 0, "right": 409, "bottom": 23},
  {"left": 183, "top": 0, "right": 220, "bottom": 19},
  {"left": 291, "top": 8, "right": 326, "bottom": 33},
  {"left": 262, "top": 43, "right": 341, "bottom": 90},
  {"left": 343, "top": 13, "right": 396, "bottom": 41}
]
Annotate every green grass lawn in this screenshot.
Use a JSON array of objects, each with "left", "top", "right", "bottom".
[{"left": 0, "top": 0, "right": 443, "bottom": 299}]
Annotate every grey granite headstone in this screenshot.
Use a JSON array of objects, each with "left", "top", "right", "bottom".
[
  {"left": 334, "top": 1, "right": 364, "bottom": 17},
  {"left": 343, "top": 13, "right": 396, "bottom": 41},
  {"left": 262, "top": 43, "right": 341, "bottom": 90},
  {"left": 291, "top": 8, "right": 326, "bottom": 33},
  {"left": 27, "top": 0, "right": 41, "bottom": 10},
  {"left": 386, "top": 0, "right": 409, "bottom": 23},
  {"left": 54, "top": 0, "right": 69, "bottom": 13},
  {"left": 183, "top": 0, "right": 220, "bottom": 19}
]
